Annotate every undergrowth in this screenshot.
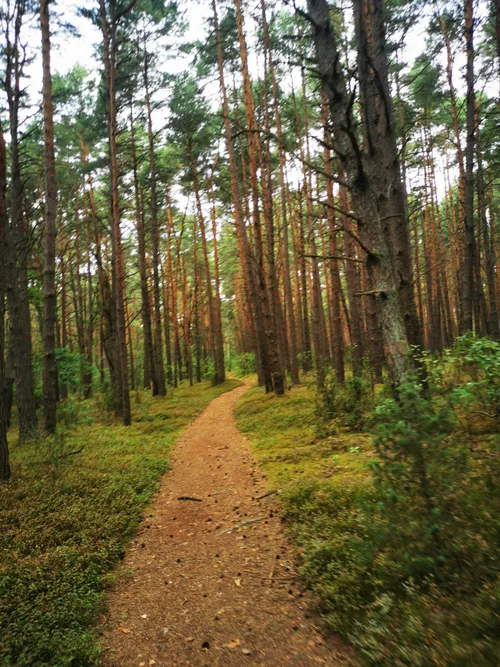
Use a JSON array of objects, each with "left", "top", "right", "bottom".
[
  {"left": 0, "top": 379, "right": 240, "bottom": 667},
  {"left": 235, "top": 337, "right": 500, "bottom": 666}
]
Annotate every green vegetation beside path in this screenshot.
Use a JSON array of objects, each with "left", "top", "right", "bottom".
[
  {"left": 0, "top": 379, "right": 240, "bottom": 667},
  {"left": 235, "top": 355, "right": 500, "bottom": 666}
]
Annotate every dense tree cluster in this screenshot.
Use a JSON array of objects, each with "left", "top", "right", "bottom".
[{"left": 0, "top": 0, "right": 499, "bottom": 480}]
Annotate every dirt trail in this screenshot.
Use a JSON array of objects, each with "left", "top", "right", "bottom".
[{"left": 101, "top": 382, "right": 353, "bottom": 666}]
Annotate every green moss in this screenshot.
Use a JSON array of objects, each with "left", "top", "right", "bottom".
[
  {"left": 0, "top": 379, "right": 240, "bottom": 667},
  {"left": 235, "top": 385, "right": 373, "bottom": 492},
  {"left": 236, "top": 383, "right": 500, "bottom": 666}
]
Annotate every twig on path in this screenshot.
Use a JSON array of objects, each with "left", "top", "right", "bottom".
[
  {"left": 256, "top": 489, "right": 278, "bottom": 501},
  {"left": 242, "top": 573, "right": 301, "bottom": 582},
  {"left": 177, "top": 496, "right": 202, "bottom": 502},
  {"left": 219, "top": 517, "right": 266, "bottom": 534}
]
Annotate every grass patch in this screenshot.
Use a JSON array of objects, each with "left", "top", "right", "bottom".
[
  {"left": 0, "top": 379, "right": 240, "bottom": 667},
  {"left": 236, "top": 386, "right": 372, "bottom": 491},
  {"left": 235, "top": 383, "right": 500, "bottom": 666}
]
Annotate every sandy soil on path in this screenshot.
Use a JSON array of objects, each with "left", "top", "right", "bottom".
[{"left": 101, "top": 382, "right": 354, "bottom": 667}]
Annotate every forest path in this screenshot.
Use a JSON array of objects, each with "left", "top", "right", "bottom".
[{"left": 101, "top": 381, "right": 353, "bottom": 667}]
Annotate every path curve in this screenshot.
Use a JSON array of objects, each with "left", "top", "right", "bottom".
[{"left": 101, "top": 382, "right": 353, "bottom": 666}]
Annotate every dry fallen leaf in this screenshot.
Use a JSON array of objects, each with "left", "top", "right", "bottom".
[
  {"left": 117, "top": 627, "right": 131, "bottom": 634},
  {"left": 223, "top": 639, "right": 241, "bottom": 649},
  {"left": 100, "top": 615, "right": 107, "bottom": 625}
]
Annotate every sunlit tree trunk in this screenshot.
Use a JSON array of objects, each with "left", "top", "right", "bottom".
[
  {"left": 234, "top": 0, "right": 284, "bottom": 395},
  {"left": 213, "top": 0, "right": 273, "bottom": 391}
]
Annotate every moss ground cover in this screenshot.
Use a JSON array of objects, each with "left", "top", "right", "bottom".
[
  {"left": 235, "top": 380, "right": 500, "bottom": 666},
  {"left": 0, "top": 379, "right": 240, "bottom": 667}
]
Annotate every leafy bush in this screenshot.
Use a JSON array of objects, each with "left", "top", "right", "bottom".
[
  {"left": 56, "top": 348, "right": 86, "bottom": 394},
  {"left": 232, "top": 352, "right": 256, "bottom": 376},
  {"left": 315, "top": 371, "right": 376, "bottom": 436}
]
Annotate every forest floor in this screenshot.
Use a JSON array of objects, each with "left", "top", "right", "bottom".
[{"left": 100, "top": 381, "right": 354, "bottom": 667}]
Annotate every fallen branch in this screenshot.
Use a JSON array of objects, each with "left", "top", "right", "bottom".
[
  {"left": 219, "top": 517, "right": 266, "bottom": 535},
  {"left": 257, "top": 489, "right": 278, "bottom": 500},
  {"left": 58, "top": 446, "right": 85, "bottom": 459},
  {"left": 34, "top": 446, "right": 85, "bottom": 465},
  {"left": 177, "top": 496, "right": 202, "bottom": 502},
  {"left": 242, "top": 573, "right": 301, "bottom": 581}
]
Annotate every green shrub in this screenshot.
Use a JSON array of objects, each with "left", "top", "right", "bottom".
[
  {"left": 232, "top": 352, "right": 256, "bottom": 376},
  {"left": 237, "top": 352, "right": 500, "bottom": 666},
  {"left": 315, "top": 371, "right": 376, "bottom": 436}
]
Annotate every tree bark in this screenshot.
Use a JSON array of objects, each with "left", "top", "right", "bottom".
[
  {"left": 4, "top": 0, "right": 38, "bottom": 441},
  {"left": 306, "top": 0, "right": 414, "bottom": 390},
  {"left": 0, "top": 123, "right": 10, "bottom": 479},
  {"left": 40, "top": 0, "right": 58, "bottom": 433},
  {"left": 99, "top": 0, "right": 131, "bottom": 424},
  {"left": 143, "top": 48, "right": 166, "bottom": 395},
  {"left": 462, "top": 0, "right": 477, "bottom": 333},
  {"left": 130, "top": 112, "right": 155, "bottom": 389}
]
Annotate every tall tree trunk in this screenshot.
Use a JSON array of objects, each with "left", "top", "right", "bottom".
[
  {"left": 462, "top": 0, "right": 478, "bottom": 333},
  {"left": 307, "top": 0, "right": 414, "bottom": 390},
  {"left": 354, "top": 0, "right": 421, "bottom": 349},
  {"left": 0, "top": 123, "right": 10, "bottom": 479},
  {"left": 58, "top": 216, "right": 68, "bottom": 399},
  {"left": 212, "top": 0, "right": 274, "bottom": 393},
  {"left": 100, "top": 0, "right": 131, "bottom": 424},
  {"left": 261, "top": 0, "right": 299, "bottom": 384},
  {"left": 143, "top": 48, "right": 165, "bottom": 395},
  {"left": 476, "top": 123, "right": 499, "bottom": 339},
  {"left": 208, "top": 165, "right": 226, "bottom": 383},
  {"left": 321, "top": 92, "right": 345, "bottom": 383},
  {"left": 234, "top": 0, "right": 284, "bottom": 396},
  {"left": 40, "top": 0, "right": 58, "bottom": 433},
  {"left": 130, "top": 114, "right": 155, "bottom": 389},
  {"left": 190, "top": 145, "right": 220, "bottom": 384},
  {"left": 4, "top": 0, "right": 37, "bottom": 441},
  {"left": 83, "top": 190, "right": 94, "bottom": 397}
]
